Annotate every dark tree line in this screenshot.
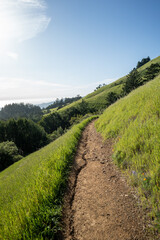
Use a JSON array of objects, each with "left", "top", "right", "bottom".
[
  {"left": 0, "top": 118, "right": 48, "bottom": 155},
  {"left": 46, "top": 95, "right": 82, "bottom": 110},
  {"left": 0, "top": 103, "right": 43, "bottom": 122},
  {"left": 40, "top": 100, "right": 96, "bottom": 134},
  {"left": 0, "top": 100, "right": 92, "bottom": 171},
  {"left": 0, "top": 100, "right": 96, "bottom": 171},
  {"left": 0, "top": 118, "right": 49, "bottom": 171}
]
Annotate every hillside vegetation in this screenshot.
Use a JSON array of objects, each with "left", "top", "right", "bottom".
[
  {"left": 40, "top": 56, "right": 160, "bottom": 139},
  {"left": 83, "top": 56, "right": 160, "bottom": 106},
  {"left": 1, "top": 55, "right": 160, "bottom": 238},
  {"left": 0, "top": 103, "right": 42, "bottom": 122},
  {"left": 46, "top": 95, "right": 82, "bottom": 111},
  {"left": 46, "top": 56, "right": 160, "bottom": 115},
  {"left": 95, "top": 73, "right": 160, "bottom": 230},
  {"left": 0, "top": 116, "right": 96, "bottom": 239}
]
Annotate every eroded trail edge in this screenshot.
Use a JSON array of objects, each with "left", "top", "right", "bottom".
[{"left": 61, "top": 121, "right": 154, "bottom": 240}]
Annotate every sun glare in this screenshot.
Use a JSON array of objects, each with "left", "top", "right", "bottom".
[
  {"left": 0, "top": 3, "right": 20, "bottom": 52},
  {"left": 0, "top": 0, "right": 50, "bottom": 53}
]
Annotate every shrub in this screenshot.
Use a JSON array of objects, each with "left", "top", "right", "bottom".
[
  {"left": 5, "top": 118, "right": 49, "bottom": 155},
  {"left": 0, "top": 141, "right": 22, "bottom": 171},
  {"left": 122, "top": 68, "right": 141, "bottom": 95},
  {"left": 143, "top": 63, "right": 160, "bottom": 83},
  {"left": 106, "top": 92, "right": 119, "bottom": 106},
  {"left": 49, "top": 127, "right": 65, "bottom": 142},
  {"left": 39, "top": 112, "right": 63, "bottom": 134},
  {"left": 136, "top": 56, "right": 150, "bottom": 69}
]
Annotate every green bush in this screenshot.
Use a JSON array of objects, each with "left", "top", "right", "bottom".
[
  {"left": 0, "top": 118, "right": 49, "bottom": 155},
  {"left": 39, "top": 112, "right": 63, "bottom": 134},
  {"left": 143, "top": 63, "right": 160, "bottom": 83},
  {"left": 122, "top": 68, "right": 141, "bottom": 95},
  {"left": 136, "top": 56, "right": 150, "bottom": 69},
  {"left": 105, "top": 91, "right": 120, "bottom": 106},
  {"left": 49, "top": 126, "right": 65, "bottom": 142},
  {"left": 0, "top": 141, "right": 22, "bottom": 171}
]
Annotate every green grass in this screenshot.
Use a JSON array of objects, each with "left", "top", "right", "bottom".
[
  {"left": 0, "top": 116, "right": 96, "bottom": 240},
  {"left": 95, "top": 73, "right": 160, "bottom": 230},
  {"left": 51, "top": 56, "right": 159, "bottom": 114},
  {"left": 43, "top": 108, "right": 58, "bottom": 117},
  {"left": 138, "top": 55, "right": 160, "bottom": 73},
  {"left": 57, "top": 82, "right": 123, "bottom": 113}
]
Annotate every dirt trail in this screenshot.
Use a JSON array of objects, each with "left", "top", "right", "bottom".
[{"left": 61, "top": 121, "right": 156, "bottom": 240}]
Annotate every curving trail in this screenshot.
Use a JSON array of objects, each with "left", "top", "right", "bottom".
[{"left": 61, "top": 121, "right": 156, "bottom": 240}]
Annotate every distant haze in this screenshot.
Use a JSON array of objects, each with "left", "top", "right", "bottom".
[{"left": 0, "top": 98, "right": 56, "bottom": 109}]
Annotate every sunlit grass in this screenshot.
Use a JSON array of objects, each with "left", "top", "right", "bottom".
[
  {"left": 0, "top": 116, "right": 96, "bottom": 239},
  {"left": 95, "top": 74, "right": 160, "bottom": 230},
  {"left": 55, "top": 56, "right": 160, "bottom": 114}
]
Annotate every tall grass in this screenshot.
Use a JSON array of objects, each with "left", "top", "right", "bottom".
[
  {"left": 0, "top": 116, "right": 96, "bottom": 239},
  {"left": 95, "top": 74, "right": 160, "bottom": 230}
]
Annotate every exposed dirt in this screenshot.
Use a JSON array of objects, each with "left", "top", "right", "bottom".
[{"left": 60, "top": 121, "right": 157, "bottom": 240}]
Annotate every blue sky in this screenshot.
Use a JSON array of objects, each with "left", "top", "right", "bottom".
[{"left": 0, "top": 0, "right": 160, "bottom": 107}]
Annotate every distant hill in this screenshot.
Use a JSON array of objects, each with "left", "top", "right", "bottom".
[
  {"left": 46, "top": 95, "right": 82, "bottom": 110},
  {"left": 0, "top": 103, "right": 43, "bottom": 122},
  {"left": 37, "top": 101, "right": 54, "bottom": 109}
]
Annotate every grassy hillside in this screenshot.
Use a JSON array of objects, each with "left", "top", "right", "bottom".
[
  {"left": 1, "top": 55, "right": 159, "bottom": 238},
  {"left": 138, "top": 55, "right": 160, "bottom": 72},
  {"left": 52, "top": 56, "right": 160, "bottom": 113},
  {"left": 95, "top": 73, "right": 160, "bottom": 230},
  {"left": 55, "top": 81, "right": 124, "bottom": 113},
  {"left": 0, "top": 116, "right": 96, "bottom": 239}
]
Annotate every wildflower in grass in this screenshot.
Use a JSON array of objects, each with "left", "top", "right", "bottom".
[
  {"left": 132, "top": 170, "right": 137, "bottom": 175},
  {"left": 142, "top": 173, "right": 144, "bottom": 175},
  {"left": 144, "top": 178, "right": 146, "bottom": 181}
]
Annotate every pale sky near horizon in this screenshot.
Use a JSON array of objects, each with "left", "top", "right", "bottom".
[{"left": 0, "top": 0, "right": 160, "bottom": 107}]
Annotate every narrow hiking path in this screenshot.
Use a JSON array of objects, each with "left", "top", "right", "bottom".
[{"left": 61, "top": 121, "right": 156, "bottom": 240}]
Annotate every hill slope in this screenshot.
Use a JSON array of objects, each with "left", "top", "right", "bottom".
[
  {"left": 1, "top": 55, "right": 160, "bottom": 238},
  {"left": 95, "top": 73, "right": 160, "bottom": 229},
  {"left": 0, "top": 116, "right": 96, "bottom": 239},
  {"left": 49, "top": 56, "right": 160, "bottom": 113},
  {"left": 41, "top": 56, "right": 160, "bottom": 136}
]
